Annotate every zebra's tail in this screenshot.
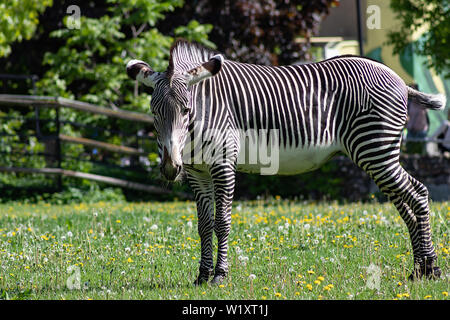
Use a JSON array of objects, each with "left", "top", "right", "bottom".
[{"left": 407, "top": 86, "right": 446, "bottom": 110}]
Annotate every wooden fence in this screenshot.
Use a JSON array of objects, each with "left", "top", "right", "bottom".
[{"left": 0, "top": 94, "right": 189, "bottom": 198}]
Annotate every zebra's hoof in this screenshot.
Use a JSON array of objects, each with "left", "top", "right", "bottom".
[
  {"left": 408, "top": 264, "right": 441, "bottom": 281},
  {"left": 210, "top": 271, "right": 227, "bottom": 285},
  {"left": 194, "top": 276, "right": 208, "bottom": 286},
  {"left": 426, "top": 266, "right": 441, "bottom": 279},
  {"left": 194, "top": 268, "right": 214, "bottom": 286},
  {"left": 194, "top": 274, "right": 210, "bottom": 286}
]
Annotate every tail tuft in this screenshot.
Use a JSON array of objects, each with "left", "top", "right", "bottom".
[{"left": 407, "top": 86, "right": 446, "bottom": 110}]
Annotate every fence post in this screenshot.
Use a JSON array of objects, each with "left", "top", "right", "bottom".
[{"left": 55, "top": 107, "right": 62, "bottom": 191}]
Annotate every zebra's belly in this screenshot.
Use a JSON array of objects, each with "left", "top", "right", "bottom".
[{"left": 236, "top": 144, "right": 341, "bottom": 175}]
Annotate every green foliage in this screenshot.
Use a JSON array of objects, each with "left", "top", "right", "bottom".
[
  {"left": 0, "top": 0, "right": 215, "bottom": 197},
  {"left": 0, "top": 0, "right": 53, "bottom": 57},
  {"left": 37, "top": 0, "right": 213, "bottom": 113},
  {"left": 48, "top": 185, "right": 125, "bottom": 204},
  {"left": 174, "top": 20, "right": 216, "bottom": 48},
  {"left": 0, "top": 110, "right": 46, "bottom": 169},
  {"left": 387, "top": 0, "right": 450, "bottom": 78},
  {"left": 28, "top": 0, "right": 215, "bottom": 183},
  {"left": 236, "top": 162, "right": 344, "bottom": 200},
  {"left": 0, "top": 172, "right": 126, "bottom": 204}
]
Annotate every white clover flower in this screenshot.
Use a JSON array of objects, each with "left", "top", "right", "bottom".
[
  {"left": 187, "top": 221, "right": 193, "bottom": 228},
  {"left": 249, "top": 274, "right": 256, "bottom": 280},
  {"left": 67, "top": 231, "right": 73, "bottom": 238},
  {"left": 303, "top": 224, "right": 310, "bottom": 230},
  {"left": 150, "top": 224, "right": 158, "bottom": 231},
  {"left": 125, "top": 247, "right": 131, "bottom": 252}
]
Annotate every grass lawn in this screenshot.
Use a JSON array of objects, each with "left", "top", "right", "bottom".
[{"left": 0, "top": 199, "right": 448, "bottom": 300}]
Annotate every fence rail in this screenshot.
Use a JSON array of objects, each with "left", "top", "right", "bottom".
[
  {"left": 58, "top": 134, "right": 148, "bottom": 156},
  {"left": 0, "top": 94, "right": 184, "bottom": 197},
  {"left": 0, "top": 94, "right": 154, "bottom": 124}
]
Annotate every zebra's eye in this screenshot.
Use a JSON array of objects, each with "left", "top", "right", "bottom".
[{"left": 181, "top": 108, "right": 189, "bottom": 116}]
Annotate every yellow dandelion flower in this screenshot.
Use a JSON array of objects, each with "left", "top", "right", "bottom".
[
  {"left": 323, "top": 284, "right": 334, "bottom": 291},
  {"left": 424, "top": 295, "right": 432, "bottom": 299},
  {"left": 127, "top": 257, "right": 133, "bottom": 263},
  {"left": 442, "top": 292, "right": 448, "bottom": 297},
  {"left": 274, "top": 292, "right": 281, "bottom": 297},
  {"left": 307, "top": 270, "right": 315, "bottom": 275},
  {"left": 306, "top": 284, "right": 313, "bottom": 291}
]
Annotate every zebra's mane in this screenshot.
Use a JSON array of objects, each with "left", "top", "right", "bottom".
[{"left": 167, "top": 39, "right": 221, "bottom": 79}]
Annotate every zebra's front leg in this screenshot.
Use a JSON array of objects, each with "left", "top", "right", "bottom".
[
  {"left": 186, "top": 169, "right": 215, "bottom": 285},
  {"left": 210, "top": 162, "right": 236, "bottom": 284}
]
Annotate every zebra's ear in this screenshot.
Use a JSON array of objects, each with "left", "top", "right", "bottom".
[
  {"left": 126, "top": 59, "right": 157, "bottom": 88},
  {"left": 184, "top": 54, "right": 224, "bottom": 86}
]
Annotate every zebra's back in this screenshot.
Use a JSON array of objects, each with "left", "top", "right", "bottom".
[{"left": 209, "top": 56, "right": 408, "bottom": 174}]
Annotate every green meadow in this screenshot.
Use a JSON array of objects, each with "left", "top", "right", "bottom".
[{"left": 0, "top": 200, "right": 448, "bottom": 300}]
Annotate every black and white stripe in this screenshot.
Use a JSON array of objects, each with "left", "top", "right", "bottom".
[{"left": 127, "top": 40, "right": 445, "bottom": 283}]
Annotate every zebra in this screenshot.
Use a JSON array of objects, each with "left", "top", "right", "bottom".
[{"left": 126, "top": 39, "right": 445, "bottom": 284}]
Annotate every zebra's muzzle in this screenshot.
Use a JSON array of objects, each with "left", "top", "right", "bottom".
[{"left": 161, "top": 146, "right": 182, "bottom": 181}]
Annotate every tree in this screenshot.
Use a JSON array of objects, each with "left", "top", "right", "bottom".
[
  {"left": 387, "top": 0, "right": 450, "bottom": 78},
  {"left": 1, "top": 1, "right": 214, "bottom": 188},
  {"left": 158, "top": 0, "right": 338, "bottom": 65},
  {"left": 36, "top": 0, "right": 213, "bottom": 112},
  {"left": 0, "top": 0, "right": 53, "bottom": 57}
]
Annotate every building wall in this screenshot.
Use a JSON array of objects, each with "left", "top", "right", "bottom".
[
  {"left": 318, "top": 0, "right": 449, "bottom": 134},
  {"left": 318, "top": 0, "right": 358, "bottom": 38}
]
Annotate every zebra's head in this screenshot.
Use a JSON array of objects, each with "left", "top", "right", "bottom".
[{"left": 126, "top": 49, "right": 224, "bottom": 181}]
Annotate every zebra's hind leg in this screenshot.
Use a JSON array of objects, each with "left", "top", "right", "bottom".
[
  {"left": 406, "top": 174, "right": 441, "bottom": 279},
  {"left": 363, "top": 163, "right": 440, "bottom": 280}
]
